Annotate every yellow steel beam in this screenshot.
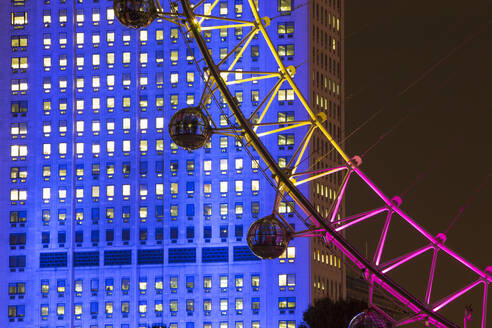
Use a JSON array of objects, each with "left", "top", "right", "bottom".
[
  {"left": 256, "top": 121, "right": 312, "bottom": 137},
  {"left": 246, "top": 0, "right": 351, "bottom": 164}
]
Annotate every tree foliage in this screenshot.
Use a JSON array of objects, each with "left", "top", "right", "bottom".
[{"left": 300, "top": 298, "right": 367, "bottom": 328}]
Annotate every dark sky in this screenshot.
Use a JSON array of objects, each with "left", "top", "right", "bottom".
[{"left": 344, "top": 0, "right": 492, "bottom": 325}]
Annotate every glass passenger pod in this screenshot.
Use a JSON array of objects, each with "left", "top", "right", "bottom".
[
  {"left": 168, "top": 107, "right": 212, "bottom": 150},
  {"left": 348, "top": 309, "right": 394, "bottom": 328},
  {"left": 114, "top": 0, "right": 159, "bottom": 29},
  {"left": 247, "top": 214, "right": 291, "bottom": 260}
]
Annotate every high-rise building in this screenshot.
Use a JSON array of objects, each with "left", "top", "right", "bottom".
[{"left": 1, "top": 0, "right": 344, "bottom": 327}]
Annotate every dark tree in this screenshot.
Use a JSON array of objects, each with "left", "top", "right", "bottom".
[{"left": 300, "top": 298, "right": 367, "bottom": 328}]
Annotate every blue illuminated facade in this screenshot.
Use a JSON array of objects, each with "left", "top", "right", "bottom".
[{"left": 1, "top": 0, "right": 344, "bottom": 327}]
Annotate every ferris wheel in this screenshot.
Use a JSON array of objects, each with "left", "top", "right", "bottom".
[{"left": 113, "top": 1, "right": 491, "bottom": 327}]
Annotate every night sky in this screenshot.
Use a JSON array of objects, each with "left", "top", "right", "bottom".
[{"left": 344, "top": 0, "right": 492, "bottom": 325}]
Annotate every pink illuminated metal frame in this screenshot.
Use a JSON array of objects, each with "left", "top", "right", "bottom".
[{"left": 174, "top": 0, "right": 491, "bottom": 326}]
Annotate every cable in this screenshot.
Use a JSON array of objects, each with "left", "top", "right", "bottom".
[
  {"left": 444, "top": 170, "right": 492, "bottom": 235},
  {"left": 299, "top": 15, "right": 492, "bottom": 174},
  {"left": 399, "top": 136, "right": 463, "bottom": 198}
]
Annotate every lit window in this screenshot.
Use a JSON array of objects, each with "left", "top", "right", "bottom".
[
  {"left": 121, "top": 140, "right": 131, "bottom": 153},
  {"left": 187, "top": 71, "right": 195, "bottom": 84},
  {"left": 59, "top": 143, "right": 67, "bottom": 156},
  {"left": 220, "top": 299, "right": 228, "bottom": 312},
  {"left": 220, "top": 137, "right": 228, "bottom": 149},
  {"left": 140, "top": 52, "right": 148, "bottom": 66},
  {"left": 43, "top": 34, "right": 51, "bottom": 48},
  {"left": 235, "top": 298, "right": 243, "bottom": 311},
  {"left": 220, "top": 181, "right": 228, "bottom": 194},
  {"left": 155, "top": 29, "right": 164, "bottom": 41},
  {"left": 40, "top": 304, "right": 49, "bottom": 317},
  {"left": 170, "top": 183, "right": 178, "bottom": 195},
  {"left": 155, "top": 117, "right": 164, "bottom": 130},
  {"left": 140, "top": 140, "right": 148, "bottom": 153},
  {"left": 11, "top": 12, "right": 28, "bottom": 28},
  {"left": 203, "top": 160, "right": 212, "bottom": 174},
  {"left": 76, "top": 32, "right": 84, "bottom": 47},
  {"left": 92, "top": 8, "right": 100, "bottom": 23},
  {"left": 220, "top": 2, "right": 228, "bottom": 15},
  {"left": 186, "top": 94, "right": 194, "bottom": 105},
  {"left": 220, "top": 275, "right": 228, "bottom": 289},
  {"left": 123, "top": 52, "right": 131, "bottom": 64},
  {"left": 76, "top": 142, "right": 84, "bottom": 156},
  {"left": 235, "top": 180, "right": 243, "bottom": 193},
  {"left": 106, "top": 8, "right": 115, "bottom": 21},
  {"left": 105, "top": 302, "right": 113, "bottom": 315},
  {"left": 139, "top": 30, "right": 148, "bottom": 42},
  {"left": 106, "top": 31, "right": 115, "bottom": 45},
  {"left": 251, "top": 180, "right": 260, "bottom": 193},
  {"left": 57, "top": 303, "right": 65, "bottom": 316},
  {"left": 170, "top": 28, "right": 179, "bottom": 41},
  {"left": 170, "top": 72, "right": 179, "bottom": 84},
  {"left": 278, "top": 0, "right": 292, "bottom": 12},
  {"left": 170, "top": 300, "right": 178, "bottom": 312}
]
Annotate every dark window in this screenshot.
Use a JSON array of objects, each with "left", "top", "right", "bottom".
[
  {"left": 156, "top": 205, "right": 164, "bottom": 218},
  {"left": 140, "top": 161, "right": 148, "bottom": 175},
  {"left": 186, "top": 204, "right": 195, "bottom": 217},
  {"left": 235, "top": 225, "right": 243, "bottom": 237},
  {"left": 58, "top": 231, "right": 66, "bottom": 243},
  {"left": 75, "top": 231, "right": 83, "bottom": 243},
  {"left": 203, "top": 226, "right": 212, "bottom": 239},
  {"left": 106, "top": 229, "right": 114, "bottom": 242},
  {"left": 139, "top": 229, "right": 147, "bottom": 241},
  {"left": 90, "top": 301, "right": 98, "bottom": 314},
  {"left": 186, "top": 227, "right": 194, "bottom": 239},
  {"left": 91, "top": 230, "right": 99, "bottom": 242},
  {"left": 91, "top": 208, "right": 100, "bottom": 221},
  {"left": 170, "top": 227, "right": 178, "bottom": 240},
  {"left": 42, "top": 232, "right": 50, "bottom": 244},
  {"left": 155, "top": 160, "right": 163, "bottom": 174},
  {"left": 155, "top": 227, "right": 163, "bottom": 240},
  {"left": 122, "top": 229, "right": 130, "bottom": 241}
]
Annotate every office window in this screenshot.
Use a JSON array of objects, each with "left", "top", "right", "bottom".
[
  {"left": 220, "top": 275, "right": 228, "bottom": 290},
  {"left": 220, "top": 181, "right": 228, "bottom": 193},
  {"left": 40, "top": 304, "right": 49, "bottom": 317},
  {"left": 170, "top": 28, "right": 179, "bottom": 42},
  {"left": 220, "top": 2, "right": 228, "bottom": 15},
  {"left": 204, "top": 299, "right": 212, "bottom": 313},
  {"left": 220, "top": 226, "right": 228, "bottom": 239},
  {"left": 186, "top": 299, "right": 194, "bottom": 312},
  {"left": 278, "top": 89, "right": 295, "bottom": 101},
  {"left": 278, "top": 0, "right": 292, "bottom": 13},
  {"left": 11, "top": 11, "right": 28, "bottom": 28},
  {"left": 278, "top": 134, "right": 295, "bottom": 146},
  {"left": 170, "top": 50, "right": 179, "bottom": 65},
  {"left": 170, "top": 300, "right": 178, "bottom": 313},
  {"left": 170, "top": 276, "right": 178, "bottom": 291}
]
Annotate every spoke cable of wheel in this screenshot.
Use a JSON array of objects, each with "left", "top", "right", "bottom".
[
  {"left": 298, "top": 17, "right": 491, "bottom": 174},
  {"left": 399, "top": 136, "right": 463, "bottom": 198},
  {"left": 444, "top": 170, "right": 492, "bottom": 235}
]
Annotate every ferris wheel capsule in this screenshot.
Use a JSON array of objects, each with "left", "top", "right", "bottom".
[
  {"left": 168, "top": 107, "right": 212, "bottom": 150},
  {"left": 247, "top": 215, "right": 291, "bottom": 260},
  {"left": 113, "top": 0, "right": 159, "bottom": 29},
  {"left": 348, "top": 309, "right": 393, "bottom": 328}
]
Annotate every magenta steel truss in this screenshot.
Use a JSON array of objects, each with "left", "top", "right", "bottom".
[{"left": 133, "top": 0, "right": 491, "bottom": 326}]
